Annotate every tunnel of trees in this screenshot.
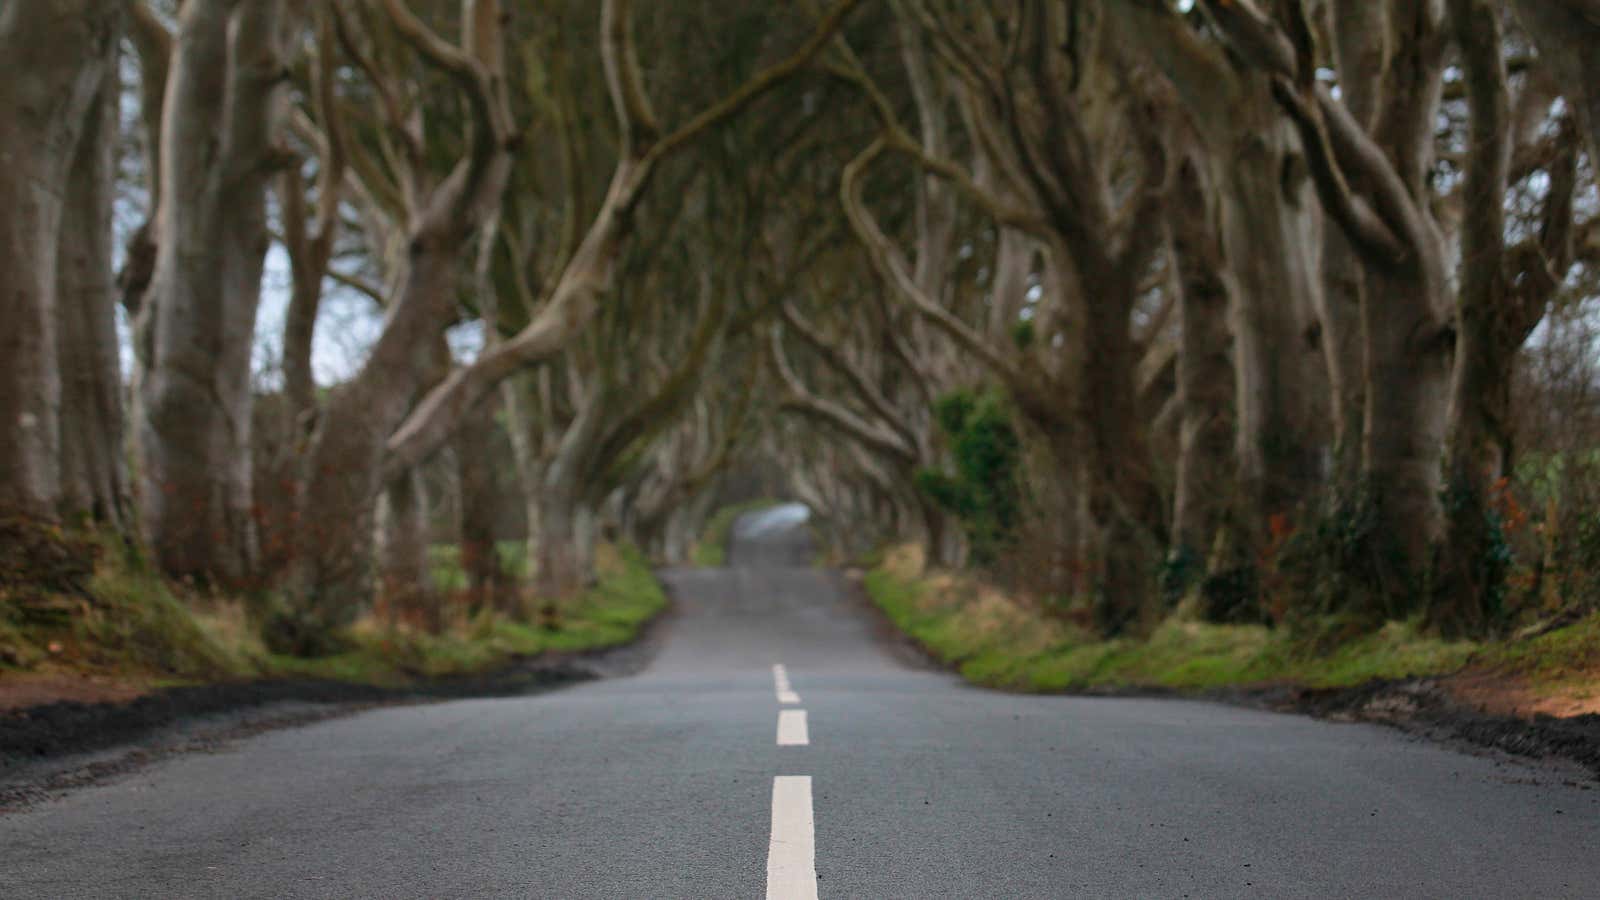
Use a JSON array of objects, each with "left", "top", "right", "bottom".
[{"left": 6, "top": 0, "right": 1600, "bottom": 656}]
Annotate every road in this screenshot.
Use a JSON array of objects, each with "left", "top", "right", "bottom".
[{"left": 3, "top": 506, "right": 1598, "bottom": 898}]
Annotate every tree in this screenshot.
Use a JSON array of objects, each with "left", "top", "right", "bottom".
[
  {"left": 0, "top": 1, "right": 121, "bottom": 520},
  {"left": 135, "top": 0, "right": 297, "bottom": 584}
]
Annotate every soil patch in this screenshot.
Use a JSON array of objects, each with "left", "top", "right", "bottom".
[
  {"left": 0, "top": 673, "right": 150, "bottom": 712},
  {"left": 1227, "top": 678, "right": 1600, "bottom": 781},
  {"left": 1445, "top": 667, "right": 1600, "bottom": 719}
]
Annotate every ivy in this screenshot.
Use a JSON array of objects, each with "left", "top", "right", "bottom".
[{"left": 915, "top": 389, "right": 1023, "bottom": 566}]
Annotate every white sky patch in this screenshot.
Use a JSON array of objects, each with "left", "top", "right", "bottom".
[{"left": 736, "top": 503, "right": 811, "bottom": 540}]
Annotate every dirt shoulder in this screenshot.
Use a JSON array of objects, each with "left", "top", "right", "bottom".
[
  {"left": 0, "top": 608, "right": 670, "bottom": 814},
  {"left": 1231, "top": 677, "right": 1600, "bottom": 782}
]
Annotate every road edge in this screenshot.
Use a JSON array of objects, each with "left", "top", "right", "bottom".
[
  {"left": 0, "top": 592, "right": 675, "bottom": 812},
  {"left": 838, "top": 567, "right": 1600, "bottom": 783}
]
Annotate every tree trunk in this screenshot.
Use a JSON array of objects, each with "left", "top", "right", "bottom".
[
  {"left": 1435, "top": 0, "right": 1515, "bottom": 635},
  {"left": 534, "top": 488, "right": 582, "bottom": 605},
  {"left": 56, "top": 24, "right": 128, "bottom": 529},
  {"left": 1068, "top": 262, "right": 1164, "bottom": 633},
  {"left": 1316, "top": 0, "right": 1386, "bottom": 482},
  {"left": 912, "top": 484, "right": 959, "bottom": 569},
  {"left": 1361, "top": 270, "right": 1453, "bottom": 605},
  {"left": 532, "top": 392, "right": 608, "bottom": 604},
  {"left": 137, "top": 0, "right": 292, "bottom": 584},
  {"left": 1221, "top": 125, "right": 1328, "bottom": 522},
  {"left": 457, "top": 394, "right": 510, "bottom": 615},
  {"left": 987, "top": 229, "right": 1033, "bottom": 342},
  {"left": 1169, "top": 163, "right": 1236, "bottom": 565},
  {"left": 1317, "top": 232, "right": 1367, "bottom": 479},
  {"left": 0, "top": 2, "right": 117, "bottom": 519},
  {"left": 281, "top": 193, "right": 329, "bottom": 422},
  {"left": 289, "top": 250, "right": 471, "bottom": 631},
  {"left": 376, "top": 466, "right": 438, "bottom": 631}
]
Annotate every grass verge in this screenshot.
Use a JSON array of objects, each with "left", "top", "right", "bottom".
[
  {"left": 863, "top": 544, "right": 1600, "bottom": 708},
  {"left": 270, "top": 542, "right": 667, "bottom": 684},
  {"left": 2, "top": 522, "right": 667, "bottom": 698}
]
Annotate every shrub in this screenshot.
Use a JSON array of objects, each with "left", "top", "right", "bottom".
[{"left": 915, "top": 389, "right": 1023, "bottom": 566}]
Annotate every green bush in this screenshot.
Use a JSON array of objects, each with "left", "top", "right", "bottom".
[{"left": 915, "top": 388, "right": 1022, "bottom": 565}]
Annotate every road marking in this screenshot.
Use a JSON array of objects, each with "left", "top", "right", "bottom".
[
  {"left": 777, "top": 709, "right": 809, "bottom": 746},
  {"left": 766, "top": 776, "right": 818, "bottom": 900},
  {"left": 773, "top": 664, "right": 801, "bottom": 704}
]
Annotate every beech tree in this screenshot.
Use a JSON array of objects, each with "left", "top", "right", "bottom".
[
  {"left": 0, "top": 2, "right": 122, "bottom": 522},
  {"left": 133, "top": 0, "right": 298, "bottom": 584},
  {"left": 1198, "top": 0, "right": 1587, "bottom": 628}
]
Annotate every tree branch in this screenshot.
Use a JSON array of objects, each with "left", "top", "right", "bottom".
[
  {"left": 770, "top": 326, "right": 918, "bottom": 467},
  {"left": 841, "top": 139, "right": 1027, "bottom": 388}
]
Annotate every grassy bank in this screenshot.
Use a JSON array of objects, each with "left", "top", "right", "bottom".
[
  {"left": 1, "top": 521, "right": 668, "bottom": 699},
  {"left": 268, "top": 542, "right": 667, "bottom": 684},
  {"left": 864, "top": 544, "right": 1600, "bottom": 710}
]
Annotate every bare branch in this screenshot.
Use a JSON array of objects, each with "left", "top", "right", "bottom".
[
  {"left": 770, "top": 325, "right": 918, "bottom": 467},
  {"left": 780, "top": 300, "right": 922, "bottom": 457},
  {"left": 841, "top": 139, "right": 1028, "bottom": 388}
]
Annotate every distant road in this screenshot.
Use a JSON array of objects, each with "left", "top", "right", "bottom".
[{"left": 3, "top": 509, "right": 1598, "bottom": 898}]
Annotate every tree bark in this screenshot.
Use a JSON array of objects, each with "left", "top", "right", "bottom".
[
  {"left": 1316, "top": 0, "right": 1386, "bottom": 476},
  {"left": 1071, "top": 262, "right": 1166, "bottom": 634},
  {"left": 456, "top": 394, "right": 511, "bottom": 614},
  {"left": 291, "top": 255, "right": 467, "bottom": 630},
  {"left": 0, "top": 1, "right": 118, "bottom": 519},
  {"left": 137, "top": 0, "right": 293, "bottom": 584},
  {"left": 532, "top": 388, "right": 608, "bottom": 603},
  {"left": 376, "top": 466, "right": 438, "bottom": 630},
  {"left": 56, "top": 32, "right": 129, "bottom": 529},
  {"left": 1169, "top": 162, "right": 1236, "bottom": 563},
  {"left": 1220, "top": 121, "right": 1328, "bottom": 521}
]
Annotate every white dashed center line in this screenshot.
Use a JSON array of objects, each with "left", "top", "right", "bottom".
[
  {"left": 773, "top": 663, "right": 800, "bottom": 704},
  {"left": 777, "top": 709, "right": 809, "bottom": 746},
  {"left": 766, "top": 776, "right": 819, "bottom": 900}
]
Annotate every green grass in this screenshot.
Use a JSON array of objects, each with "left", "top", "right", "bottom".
[
  {"left": 428, "top": 540, "right": 532, "bottom": 592},
  {"left": 261, "top": 542, "right": 668, "bottom": 683},
  {"left": 691, "top": 499, "right": 782, "bottom": 567},
  {"left": 1468, "top": 613, "right": 1600, "bottom": 696},
  {"left": 864, "top": 555, "right": 1529, "bottom": 695},
  {"left": 1, "top": 531, "right": 251, "bottom": 680},
  {"left": 80, "top": 550, "right": 254, "bottom": 678},
  {"left": 2, "top": 529, "right": 668, "bottom": 691}
]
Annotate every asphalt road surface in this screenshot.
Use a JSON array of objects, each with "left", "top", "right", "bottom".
[{"left": 3, "top": 504, "right": 1599, "bottom": 898}]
